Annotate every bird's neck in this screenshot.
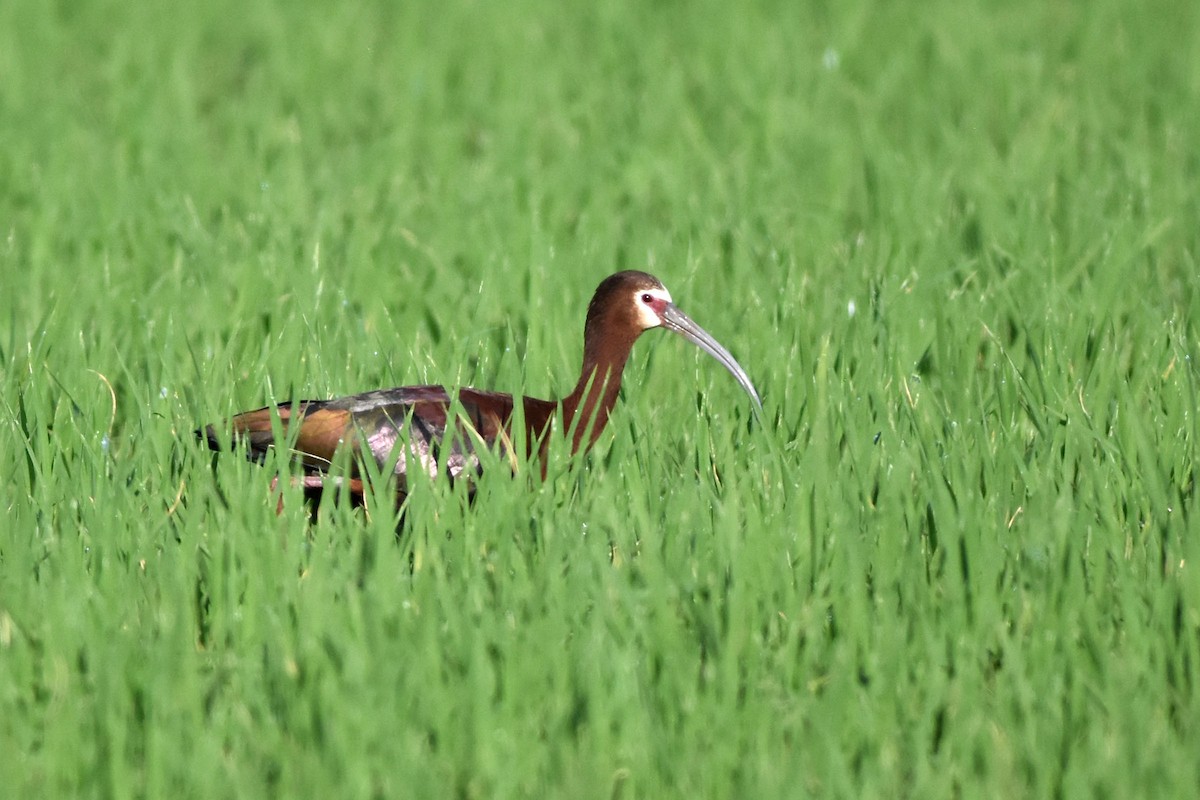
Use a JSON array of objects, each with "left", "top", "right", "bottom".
[{"left": 561, "top": 335, "right": 636, "bottom": 453}]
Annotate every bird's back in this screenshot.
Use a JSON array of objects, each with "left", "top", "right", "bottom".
[{"left": 203, "top": 385, "right": 557, "bottom": 500}]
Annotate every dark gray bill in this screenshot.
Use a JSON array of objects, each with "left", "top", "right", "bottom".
[{"left": 660, "top": 303, "right": 763, "bottom": 414}]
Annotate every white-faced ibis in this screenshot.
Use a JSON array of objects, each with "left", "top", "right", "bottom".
[{"left": 201, "top": 270, "right": 761, "bottom": 508}]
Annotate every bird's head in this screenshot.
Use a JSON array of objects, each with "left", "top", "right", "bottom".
[{"left": 584, "top": 270, "right": 763, "bottom": 413}]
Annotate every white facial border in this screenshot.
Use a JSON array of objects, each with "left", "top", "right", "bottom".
[{"left": 633, "top": 287, "right": 673, "bottom": 329}]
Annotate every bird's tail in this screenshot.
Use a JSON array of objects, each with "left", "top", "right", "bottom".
[{"left": 198, "top": 404, "right": 307, "bottom": 462}]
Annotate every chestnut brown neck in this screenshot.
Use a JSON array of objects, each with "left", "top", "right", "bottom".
[{"left": 560, "top": 310, "right": 642, "bottom": 453}]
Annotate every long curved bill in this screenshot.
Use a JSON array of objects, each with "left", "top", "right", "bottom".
[{"left": 660, "top": 303, "right": 763, "bottom": 415}]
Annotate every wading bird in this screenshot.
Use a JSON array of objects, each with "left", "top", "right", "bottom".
[{"left": 201, "top": 271, "right": 761, "bottom": 509}]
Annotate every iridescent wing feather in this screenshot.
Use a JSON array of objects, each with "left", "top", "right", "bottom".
[{"left": 203, "top": 385, "right": 536, "bottom": 502}]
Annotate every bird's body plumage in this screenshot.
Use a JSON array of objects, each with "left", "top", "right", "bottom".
[
  {"left": 204, "top": 385, "right": 556, "bottom": 503},
  {"left": 201, "top": 271, "right": 760, "bottom": 509}
]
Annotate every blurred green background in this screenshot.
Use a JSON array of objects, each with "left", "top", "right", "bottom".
[{"left": 2, "top": 0, "right": 1198, "bottom": 797}]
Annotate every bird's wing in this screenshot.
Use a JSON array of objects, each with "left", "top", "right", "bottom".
[{"left": 206, "top": 385, "right": 520, "bottom": 489}]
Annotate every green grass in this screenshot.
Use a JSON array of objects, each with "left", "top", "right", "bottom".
[{"left": 3, "top": 0, "right": 1200, "bottom": 796}]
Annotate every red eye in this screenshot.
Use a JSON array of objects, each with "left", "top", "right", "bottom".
[{"left": 641, "top": 293, "right": 653, "bottom": 303}]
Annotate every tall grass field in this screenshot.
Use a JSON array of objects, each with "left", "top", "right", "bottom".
[{"left": 3, "top": 0, "right": 1199, "bottom": 796}]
